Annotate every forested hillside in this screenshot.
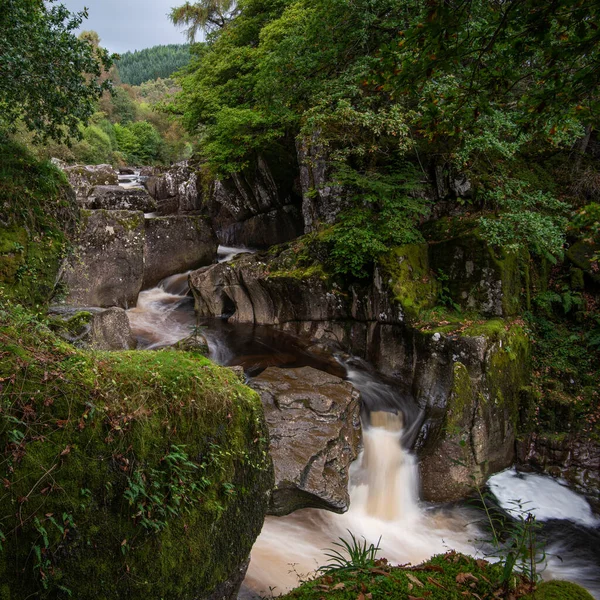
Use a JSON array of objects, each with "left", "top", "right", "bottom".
[{"left": 117, "top": 44, "right": 191, "bottom": 85}]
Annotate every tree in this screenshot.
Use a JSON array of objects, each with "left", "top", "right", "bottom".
[
  {"left": 0, "top": 0, "right": 114, "bottom": 142},
  {"left": 170, "top": 0, "right": 238, "bottom": 40}
]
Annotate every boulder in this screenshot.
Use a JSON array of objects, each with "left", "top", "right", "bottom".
[
  {"left": 0, "top": 317, "right": 274, "bottom": 600},
  {"left": 416, "top": 321, "right": 531, "bottom": 501},
  {"left": 142, "top": 215, "right": 218, "bottom": 289},
  {"left": 62, "top": 164, "right": 118, "bottom": 199},
  {"left": 85, "top": 185, "right": 157, "bottom": 212},
  {"left": 249, "top": 366, "right": 361, "bottom": 515},
  {"left": 49, "top": 307, "right": 136, "bottom": 350},
  {"left": 145, "top": 161, "right": 200, "bottom": 214},
  {"left": 59, "top": 209, "right": 145, "bottom": 308}
]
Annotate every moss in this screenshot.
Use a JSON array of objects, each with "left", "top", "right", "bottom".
[
  {"left": 446, "top": 362, "right": 474, "bottom": 430},
  {"left": 379, "top": 243, "right": 440, "bottom": 320},
  {"left": 0, "top": 138, "right": 78, "bottom": 307},
  {"left": 279, "top": 551, "right": 533, "bottom": 600},
  {"left": 485, "top": 322, "right": 531, "bottom": 428},
  {"left": 522, "top": 580, "right": 595, "bottom": 600},
  {"left": 427, "top": 218, "right": 529, "bottom": 317},
  {"left": 49, "top": 310, "right": 94, "bottom": 339},
  {"left": 0, "top": 302, "right": 273, "bottom": 599}
]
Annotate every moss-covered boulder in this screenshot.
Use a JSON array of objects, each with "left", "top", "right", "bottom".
[
  {"left": 417, "top": 319, "right": 531, "bottom": 501},
  {"left": 0, "top": 303, "right": 273, "bottom": 599},
  {"left": 522, "top": 580, "right": 595, "bottom": 600},
  {"left": 59, "top": 209, "right": 145, "bottom": 308},
  {"left": 0, "top": 139, "right": 78, "bottom": 307},
  {"left": 427, "top": 217, "right": 528, "bottom": 317},
  {"left": 62, "top": 164, "right": 118, "bottom": 200}
]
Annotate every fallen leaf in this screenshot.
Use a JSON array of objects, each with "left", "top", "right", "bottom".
[
  {"left": 332, "top": 583, "right": 345, "bottom": 590},
  {"left": 427, "top": 576, "right": 447, "bottom": 590},
  {"left": 406, "top": 573, "right": 424, "bottom": 587},
  {"left": 370, "top": 568, "right": 390, "bottom": 576},
  {"left": 456, "top": 572, "right": 479, "bottom": 585}
]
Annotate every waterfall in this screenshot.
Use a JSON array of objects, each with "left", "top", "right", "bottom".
[{"left": 125, "top": 262, "right": 600, "bottom": 600}]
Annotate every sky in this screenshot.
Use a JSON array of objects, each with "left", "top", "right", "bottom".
[{"left": 59, "top": 0, "right": 190, "bottom": 54}]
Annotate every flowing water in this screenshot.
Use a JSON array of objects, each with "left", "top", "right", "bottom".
[{"left": 126, "top": 249, "right": 600, "bottom": 599}]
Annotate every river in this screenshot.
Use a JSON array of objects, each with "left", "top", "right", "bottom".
[{"left": 127, "top": 247, "right": 600, "bottom": 599}]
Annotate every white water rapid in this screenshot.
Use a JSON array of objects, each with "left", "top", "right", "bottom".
[{"left": 240, "top": 409, "right": 481, "bottom": 598}]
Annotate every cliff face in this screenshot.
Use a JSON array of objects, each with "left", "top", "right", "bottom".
[
  {"left": 0, "top": 304, "right": 274, "bottom": 599},
  {"left": 188, "top": 238, "right": 532, "bottom": 501}
]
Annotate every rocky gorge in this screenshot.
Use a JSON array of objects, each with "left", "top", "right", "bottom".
[{"left": 1, "top": 144, "right": 599, "bottom": 600}]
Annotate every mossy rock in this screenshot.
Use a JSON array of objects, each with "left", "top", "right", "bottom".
[
  {"left": 379, "top": 243, "right": 440, "bottom": 320},
  {"left": 427, "top": 218, "right": 528, "bottom": 317},
  {"left": 567, "top": 240, "right": 600, "bottom": 284},
  {"left": 523, "top": 580, "right": 595, "bottom": 600},
  {"left": 0, "top": 303, "right": 273, "bottom": 599},
  {"left": 0, "top": 138, "right": 78, "bottom": 307}
]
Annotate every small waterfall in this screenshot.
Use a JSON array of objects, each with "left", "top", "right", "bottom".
[{"left": 241, "top": 404, "right": 478, "bottom": 598}]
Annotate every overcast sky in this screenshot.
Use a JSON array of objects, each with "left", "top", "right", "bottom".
[{"left": 59, "top": 0, "right": 190, "bottom": 54}]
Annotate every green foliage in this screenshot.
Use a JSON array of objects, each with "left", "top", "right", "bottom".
[
  {"left": 0, "top": 0, "right": 114, "bottom": 142},
  {"left": 319, "top": 531, "right": 381, "bottom": 574},
  {"left": 117, "top": 44, "right": 191, "bottom": 86},
  {"left": 280, "top": 551, "right": 530, "bottom": 600},
  {"left": 321, "top": 164, "right": 426, "bottom": 279},
  {"left": 479, "top": 179, "right": 570, "bottom": 262},
  {"left": 114, "top": 120, "right": 165, "bottom": 164}
]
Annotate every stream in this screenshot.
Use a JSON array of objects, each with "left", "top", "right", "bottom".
[{"left": 126, "top": 247, "right": 600, "bottom": 599}]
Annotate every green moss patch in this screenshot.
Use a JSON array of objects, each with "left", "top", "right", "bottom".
[
  {"left": 0, "top": 138, "right": 78, "bottom": 307},
  {"left": 280, "top": 551, "right": 537, "bottom": 600},
  {"left": 379, "top": 243, "right": 440, "bottom": 320},
  {"left": 0, "top": 302, "right": 273, "bottom": 599},
  {"left": 522, "top": 580, "right": 595, "bottom": 600}
]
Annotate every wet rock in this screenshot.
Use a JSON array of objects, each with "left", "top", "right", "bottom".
[
  {"left": 416, "top": 322, "right": 530, "bottom": 501},
  {"left": 142, "top": 215, "right": 217, "bottom": 289},
  {"left": 517, "top": 434, "right": 600, "bottom": 504},
  {"left": 59, "top": 209, "right": 145, "bottom": 308},
  {"left": 62, "top": 164, "right": 118, "bottom": 200},
  {"left": 89, "top": 307, "right": 137, "bottom": 350},
  {"left": 172, "top": 333, "right": 210, "bottom": 355},
  {"left": 189, "top": 251, "right": 348, "bottom": 324},
  {"left": 85, "top": 185, "right": 157, "bottom": 212},
  {"left": 249, "top": 366, "right": 361, "bottom": 515}
]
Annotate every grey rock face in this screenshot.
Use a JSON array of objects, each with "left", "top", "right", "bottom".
[
  {"left": 189, "top": 253, "right": 348, "bottom": 325},
  {"left": 142, "top": 215, "right": 217, "bottom": 289},
  {"left": 85, "top": 185, "right": 157, "bottom": 212},
  {"left": 60, "top": 209, "right": 145, "bottom": 308},
  {"left": 297, "top": 134, "right": 347, "bottom": 233},
  {"left": 218, "top": 205, "right": 304, "bottom": 248},
  {"left": 145, "top": 161, "right": 201, "bottom": 214},
  {"left": 62, "top": 164, "right": 118, "bottom": 200},
  {"left": 517, "top": 434, "right": 600, "bottom": 503},
  {"left": 249, "top": 366, "right": 361, "bottom": 515},
  {"left": 89, "top": 307, "right": 137, "bottom": 350},
  {"left": 208, "top": 154, "right": 303, "bottom": 248}
]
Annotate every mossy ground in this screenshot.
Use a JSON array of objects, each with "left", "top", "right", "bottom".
[
  {"left": 0, "top": 302, "right": 273, "bottom": 599},
  {"left": 278, "top": 551, "right": 538, "bottom": 600},
  {"left": 0, "top": 137, "right": 78, "bottom": 307}
]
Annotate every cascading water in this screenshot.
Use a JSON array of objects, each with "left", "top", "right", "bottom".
[{"left": 126, "top": 252, "right": 600, "bottom": 600}]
